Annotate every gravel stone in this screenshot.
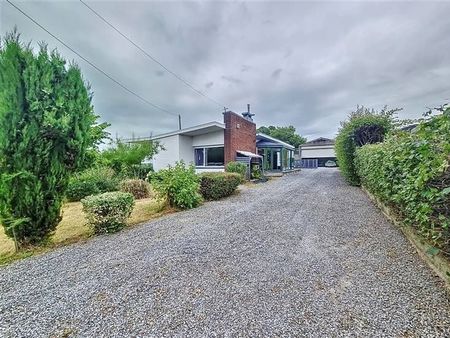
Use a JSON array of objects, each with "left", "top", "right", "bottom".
[{"left": 1, "top": 168, "right": 449, "bottom": 337}]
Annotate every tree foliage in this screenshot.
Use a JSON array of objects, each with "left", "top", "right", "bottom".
[
  {"left": 100, "top": 139, "right": 161, "bottom": 177},
  {"left": 355, "top": 105, "right": 450, "bottom": 254},
  {"left": 335, "top": 105, "right": 399, "bottom": 185},
  {"left": 257, "top": 125, "right": 306, "bottom": 148},
  {"left": 0, "top": 31, "right": 106, "bottom": 246}
]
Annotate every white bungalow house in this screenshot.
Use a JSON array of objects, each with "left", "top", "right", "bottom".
[
  {"left": 299, "top": 137, "right": 336, "bottom": 168},
  {"left": 147, "top": 110, "right": 295, "bottom": 174},
  {"left": 150, "top": 121, "right": 227, "bottom": 172}
]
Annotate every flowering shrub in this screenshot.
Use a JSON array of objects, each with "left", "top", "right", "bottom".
[
  {"left": 355, "top": 106, "right": 450, "bottom": 253},
  {"left": 150, "top": 161, "right": 202, "bottom": 209},
  {"left": 199, "top": 172, "right": 241, "bottom": 200},
  {"left": 81, "top": 192, "right": 134, "bottom": 234}
]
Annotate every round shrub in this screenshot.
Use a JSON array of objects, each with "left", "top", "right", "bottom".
[
  {"left": 199, "top": 172, "right": 242, "bottom": 200},
  {"left": 119, "top": 179, "right": 151, "bottom": 199},
  {"left": 81, "top": 191, "right": 135, "bottom": 234},
  {"left": 151, "top": 161, "right": 202, "bottom": 209},
  {"left": 225, "top": 161, "right": 247, "bottom": 180},
  {"left": 66, "top": 167, "right": 119, "bottom": 202}
]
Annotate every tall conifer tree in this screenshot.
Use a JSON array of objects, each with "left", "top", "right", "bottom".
[{"left": 0, "top": 31, "right": 105, "bottom": 246}]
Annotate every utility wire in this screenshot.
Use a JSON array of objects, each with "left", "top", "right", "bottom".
[
  {"left": 6, "top": 0, "right": 179, "bottom": 118},
  {"left": 79, "top": 0, "right": 228, "bottom": 110}
]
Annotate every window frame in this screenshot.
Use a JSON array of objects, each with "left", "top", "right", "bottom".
[{"left": 194, "top": 146, "right": 225, "bottom": 167}]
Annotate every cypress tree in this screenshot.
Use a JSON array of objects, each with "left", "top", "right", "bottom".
[{"left": 0, "top": 31, "right": 104, "bottom": 246}]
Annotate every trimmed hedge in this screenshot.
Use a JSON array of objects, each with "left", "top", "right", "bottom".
[
  {"left": 335, "top": 106, "right": 396, "bottom": 185},
  {"left": 120, "top": 179, "right": 151, "bottom": 199},
  {"left": 151, "top": 161, "right": 202, "bottom": 209},
  {"left": 66, "top": 167, "right": 119, "bottom": 202},
  {"left": 199, "top": 172, "right": 241, "bottom": 200},
  {"left": 81, "top": 191, "right": 134, "bottom": 234},
  {"left": 225, "top": 161, "right": 247, "bottom": 180},
  {"left": 355, "top": 107, "right": 450, "bottom": 254}
]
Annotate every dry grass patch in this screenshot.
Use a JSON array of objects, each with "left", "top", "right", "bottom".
[{"left": 0, "top": 197, "right": 169, "bottom": 265}]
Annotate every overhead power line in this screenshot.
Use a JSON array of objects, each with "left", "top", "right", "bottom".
[
  {"left": 79, "top": 0, "right": 228, "bottom": 110},
  {"left": 6, "top": 0, "right": 179, "bottom": 119}
]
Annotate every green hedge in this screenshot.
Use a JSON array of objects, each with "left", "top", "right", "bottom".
[
  {"left": 225, "top": 161, "right": 247, "bottom": 180},
  {"left": 81, "top": 191, "right": 135, "bottom": 234},
  {"left": 66, "top": 167, "right": 119, "bottom": 202},
  {"left": 355, "top": 108, "right": 450, "bottom": 253},
  {"left": 335, "top": 106, "right": 396, "bottom": 185},
  {"left": 199, "top": 172, "right": 241, "bottom": 200}
]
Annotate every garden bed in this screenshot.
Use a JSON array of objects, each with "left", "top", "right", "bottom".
[{"left": 0, "top": 198, "right": 169, "bottom": 265}]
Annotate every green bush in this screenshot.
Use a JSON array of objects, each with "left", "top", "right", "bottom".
[
  {"left": 355, "top": 106, "right": 450, "bottom": 253},
  {"left": 225, "top": 161, "right": 247, "bottom": 180},
  {"left": 251, "top": 165, "right": 262, "bottom": 180},
  {"left": 151, "top": 161, "right": 202, "bottom": 209},
  {"left": 81, "top": 191, "right": 134, "bottom": 234},
  {"left": 119, "top": 179, "right": 151, "bottom": 199},
  {"left": 335, "top": 106, "right": 398, "bottom": 185},
  {"left": 66, "top": 167, "right": 119, "bottom": 202},
  {"left": 199, "top": 172, "right": 242, "bottom": 200}
]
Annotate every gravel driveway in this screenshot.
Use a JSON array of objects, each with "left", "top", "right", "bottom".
[{"left": 1, "top": 168, "right": 449, "bottom": 337}]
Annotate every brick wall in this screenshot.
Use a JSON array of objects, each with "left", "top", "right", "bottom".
[{"left": 223, "top": 111, "right": 257, "bottom": 164}]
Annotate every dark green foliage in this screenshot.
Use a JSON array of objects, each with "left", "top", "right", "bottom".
[
  {"left": 225, "top": 161, "right": 247, "bottom": 180},
  {"left": 199, "top": 172, "right": 242, "bottom": 200},
  {"left": 81, "top": 191, "right": 134, "bottom": 234},
  {"left": 150, "top": 161, "right": 202, "bottom": 209},
  {"left": 119, "top": 179, "right": 151, "bottom": 199},
  {"left": 251, "top": 164, "right": 262, "bottom": 180},
  {"left": 0, "top": 31, "right": 105, "bottom": 245},
  {"left": 257, "top": 125, "right": 306, "bottom": 148},
  {"left": 355, "top": 106, "right": 450, "bottom": 254},
  {"left": 66, "top": 167, "right": 118, "bottom": 202},
  {"left": 335, "top": 105, "right": 398, "bottom": 185},
  {"left": 100, "top": 139, "right": 160, "bottom": 177}
]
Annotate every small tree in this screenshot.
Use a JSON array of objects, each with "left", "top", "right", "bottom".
[
  {"left": 257, "top": 125, "right": 306, "bottom": 148},
  {"left": 335, "top": 105, "right": 399, "bottom": 185},
  {"left": 0, "top": 31, "right": 106, "bottom": 246},
  {"left": 100, "top": 139, "right": 162, "bottom": 178}
]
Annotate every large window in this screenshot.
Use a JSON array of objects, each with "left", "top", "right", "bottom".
[{"left": 194, "top": 147, "right": 224, "bottom": 166}]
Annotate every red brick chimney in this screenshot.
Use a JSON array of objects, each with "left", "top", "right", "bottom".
[{"left": 223, "top": 111, "right": 257, "bottom": 164}]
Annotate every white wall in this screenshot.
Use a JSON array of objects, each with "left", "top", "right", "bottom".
[
  {"left": 195, "top": 167, "right": 225, "bottom": 174},
  {"left": 301, "top": 146, "right": 335, "bottom": 158},
  {"left": 179, "top": 135, "right": 194, "bottom": 164},
  {"left": 192, "top": 131, "right": 224, "bottom": 147},
  {"left": 152, "top": 131, "right": 225, "bottom": 171},
  {"left": 152, "top": 135, "right": 179, "bottom": 171}
]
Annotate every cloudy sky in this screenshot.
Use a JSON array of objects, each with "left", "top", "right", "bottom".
[{"left": 2, "top": 0, "right": 450, "bottom": 140}]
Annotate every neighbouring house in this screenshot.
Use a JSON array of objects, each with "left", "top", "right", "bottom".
[
  {"left": 298, "top": 137, "right": 337, "bottom": 168},
  {"left": 148, "top": 110, "right": 295, "bottom": 175}
]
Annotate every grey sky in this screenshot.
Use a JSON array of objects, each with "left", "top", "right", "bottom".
[{"left": 2, "top": 1, "right": 450, "bottom": 140}]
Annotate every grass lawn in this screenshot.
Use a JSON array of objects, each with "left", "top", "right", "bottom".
[{"left": 0, "top": 197, "right": 170, "bottom": 265}]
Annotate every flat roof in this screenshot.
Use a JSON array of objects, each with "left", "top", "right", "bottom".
[
  {"left": 148, "top": 121, "right": 225, "bottom": 140},
  {"left": 256, "top": 133, "right": 295, "bottom": 150}
]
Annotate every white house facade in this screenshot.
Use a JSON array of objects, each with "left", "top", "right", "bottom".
[{"left": 150, "top": 121, "right": 226, "bottom": 173}]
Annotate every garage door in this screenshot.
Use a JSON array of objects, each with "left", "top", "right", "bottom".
[{"left": 301, "top": 159, "right": 318, "bottom": 169}]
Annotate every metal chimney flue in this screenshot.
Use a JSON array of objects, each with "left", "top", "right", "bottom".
[{"left": 242, "top": 103, "right": 255, "bottom": 121}]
